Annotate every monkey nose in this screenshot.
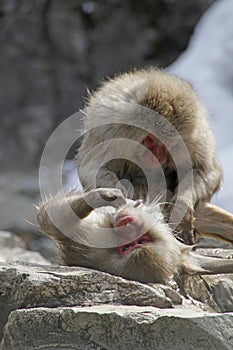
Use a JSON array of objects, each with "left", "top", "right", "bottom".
[{"left": 115, "top": 215, "right": 134, "bottom": 227}]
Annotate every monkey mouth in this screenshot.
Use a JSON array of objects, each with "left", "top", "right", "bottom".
[
  {"left": 117, "top": 233, "right": 153, "bottom": 256},
  {"left": 115, "top": 215, "right": 134, "bottom": 227},
  {"left": 115, "top": 213, "right": 153, "bottom": 256}
]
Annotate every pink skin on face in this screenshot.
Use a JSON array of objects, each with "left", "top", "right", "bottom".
[
  {"left": 117, "top": 233, "right": 153, "bottom": 256},
  {"left": 114, "top": 200, "right": 153, "bottom": 257},
  {"left": 143, "top": 133, "right": 168, "bottom": 169}
]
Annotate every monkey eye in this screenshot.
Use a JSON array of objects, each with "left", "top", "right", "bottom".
[
  {"left": 122, "top": 245, "right": 130, "bottom": 252},
  {"left": 138, "top": 238, "right": 149, "bottom": 245}
]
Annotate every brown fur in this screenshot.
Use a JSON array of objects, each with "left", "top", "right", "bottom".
[
  {"left": 37, "top": 189, "right": 233, "bottom": 285},
  {"left": 77, "top": 68, "right": 222, "bottom": 243}
]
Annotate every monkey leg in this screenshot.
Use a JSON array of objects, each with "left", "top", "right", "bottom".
[
  {"left": 179, "top": 212, "right": 195, "bottom": 245},
  {"left": 173, "top": 206, "right": 196, "bottom": 245},
  {"left": 194, "top": 202, "right": 233, "bottom": 245},
  {"left": 165, "top": 196, "right": 195, "bottom": 245},
  {"left": 168, "top": 165, "right": 221, "bottom": 245}
]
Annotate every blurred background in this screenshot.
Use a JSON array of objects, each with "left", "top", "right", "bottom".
[{"left": 0, "top": 0, "right": 232, "bottom": 259}]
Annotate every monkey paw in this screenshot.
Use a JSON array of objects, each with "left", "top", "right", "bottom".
[
  {"left": 175, "top": 208, "right": 196, "bottom": 245},
  {"left": 176, "top": 220, "right": 196, "bottom": 245},
  {"left": 87, "top": 188, "right": 126, "bottom": 209},
  {"left": 169, "top": 201, "right": 196, "bottom": 245}
]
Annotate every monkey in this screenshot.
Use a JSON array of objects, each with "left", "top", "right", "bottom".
[
  {"left": 76, "top": 68, "right": 222, "bottom": 244},
  {"left": 37, "top": 188, "right": 233, "bottom": 285}
]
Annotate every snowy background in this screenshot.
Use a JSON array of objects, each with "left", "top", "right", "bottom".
[{"left": 169, "top": 0, "right": 233, "bottom": 212}]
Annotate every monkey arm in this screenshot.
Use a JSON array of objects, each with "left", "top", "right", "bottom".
[
  {"left": 194, "top": 202, "right": 233, "bottom": 244},
  {"left": 171, "top": 153, "right": 221, "bottom": 205},
  {"left": 96, "top": 167, "right": 121, "bottom": 189},
  {"left": 169, "top": 163, "right": 221, "bottom": 244},
  {"left": 192, "top": 164, "right": 222, "bottom": 206},
  {"left": 79, "top": 159, "right": 126, "bottom": 194},
  {"left": 182, "top": 247, "right": 233, "bottom": 276},
  {"left": 37, "top": 188, "right": 126, "bottom": 241}
]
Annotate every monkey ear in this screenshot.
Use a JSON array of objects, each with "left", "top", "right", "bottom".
[
  {"left": 194, "top": 202, "right": 233, "bottom": 244},
  {"left": 181, "top": 246, "right": 233, "bottom": 276}
]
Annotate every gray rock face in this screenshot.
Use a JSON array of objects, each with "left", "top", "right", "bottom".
[
  {"left": 0, "top": 263, "right": 182, "bottom": 340},
  {"left": 0, "top": 175, "right": 58, "bottom": 259},
  {"left": 0, "top": 219, "right": 232, "bottom": 349},
  {"left": 1, "top": 1, "right": 232, "bottom": 348},
  {"left": 0, "top": 0, "right": 212, "bottom": 172},
  {"left": 0, "top": 0, "right": 213, "bottom": 241},
  {"left": 0, "top": 230, "right": 50, "bottom": 264},
  {"left": 183, "top": 248, "right": 233, "bottom": 313},
  {"left": 0, "top": 262, "right": 233, "bottom": 350},
  {"left": 1, "top": 305, "right": 233, "bottom": 350}
]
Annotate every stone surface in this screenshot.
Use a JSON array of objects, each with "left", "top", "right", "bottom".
[
  {"left": 0, "top": 173, "right": 58, "bottom": 260},
  {"left": 1, "top": 2, "right": 232, "bottom": 348},
  {"left": 183, "top": 248, "right": 233, "bottom": 313},
  {"left": 0, "top": 0, "right": 212, "bottom": 172},
  {"left": 1, "top": 262, "right": 233, "bottom": 349},
  {"left": 0, "top": 173, "right": 39, "bottom": 232},
  {"left": 1, "top": 305, "right": 233, "bottom": 350},
  {"left": 0, "top": 262, "right": 183, "bottom": 341},
  {"left": 0, "top": 231, "right": 25, "bottom": 249},
  {"left": 0, "top": 231, "right": 50, "bottom": 264}
]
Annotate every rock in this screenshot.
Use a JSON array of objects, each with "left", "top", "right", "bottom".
[
  {"left": 0, "top": 0, "right": 212, "bottom": 172},
  {"left": 0, "top": 173, "right": 58, "bottom": 260},
  {"left": 182, "top": 248, "right": 233, "bottom": 313},
  {"left": 0, "top": 172, "right": 39, "bottom": 232},
  {"left": 0, "top": 247, "right": 50, "bottom": 265},
  {"left": 182, "top": 274, "right": 233, "bottom": 313},
  {"left": 1, "top": 305, "right": 233, "bottom": 350},
  {"left": 0, "top": 231, "right": 25, "bottom": 249},
  {"left": 0, "top": 262, "right": 183, "bottom": 341},
  {"left": 202, "top": 275, "right": 233, "bottom": 312},
  {"left": 1, "top": 262, "right": 233, "bottom": 349},
  {"left": 0, "top": 231, "right": 50, "bottom": 265}
]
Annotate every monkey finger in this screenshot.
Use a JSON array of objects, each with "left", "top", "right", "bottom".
[
  {"left": 87, "top": 188, "right": 126, "bottom": 208},
  {"left": 176, "top": 219, "right": 196, "bottom": 245},
  {"left": 99, "top": 188, "right": 127, "bottom": 208}
]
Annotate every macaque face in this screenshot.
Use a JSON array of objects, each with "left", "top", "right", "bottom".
[
  {"left": 98, "top": 199, "right": 181, "bottom": 283},
  {"left": 113, "top": 199, "right": 155, "bottom": 256},
  {"left": 142, "top": 133, "right": 169, "bottom": 169}
]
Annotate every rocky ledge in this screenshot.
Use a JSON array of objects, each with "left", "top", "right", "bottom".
[
  {"left": 0, "top": 262, "right": 233, "bottom": 350},
  {"left": 0, "top": 231, "right": 233, "bottom": 349}
]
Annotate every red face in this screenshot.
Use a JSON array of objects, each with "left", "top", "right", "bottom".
[
  {"left": 117, "top": 233, "right": 153, "bottom": 256},
  {"left": 142, "top": 133, "right": 168, "bottom": 169},
  {"left": 114, "top": 200, "right": 154, "bottom": 257}
]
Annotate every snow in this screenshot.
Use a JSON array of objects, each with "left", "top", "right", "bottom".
[
  {"left": 63, "top": 159, "right": 84, "bottom": 193},
  {"left": 168, "top": 0, "right": 233, "bottom": 212}
]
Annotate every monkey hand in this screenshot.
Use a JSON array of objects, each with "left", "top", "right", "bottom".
[
  {"left": 167, "top": 200, "right": 196, "bottom": 245},
  {"left": 176, "top": 212, "right": 196, "bottom": 245},
  {"left": 176, "top": 207, "right": 196, "bottom": 245},
  {"left": 85, "top": 188, "right": 127, "bottom": 209}
]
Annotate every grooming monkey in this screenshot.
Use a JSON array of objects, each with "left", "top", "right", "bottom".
[
  {"left": 37, "top": 189, "right": 233, "bottom": 285},
  {"left": 77, "top": 68, "right": 222, "bottom": 244}
]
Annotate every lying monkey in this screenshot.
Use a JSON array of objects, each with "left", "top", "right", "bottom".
[
  {"left": 37, "top": 188, "right": 233, "bottom": 285},
  {"left": 77, "top": 68, "right": 222, "bottom": 244}
]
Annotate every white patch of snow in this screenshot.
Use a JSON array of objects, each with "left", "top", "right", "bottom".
[{"left": 169, "top": 0, "right": 233, "bottom": 211}]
